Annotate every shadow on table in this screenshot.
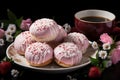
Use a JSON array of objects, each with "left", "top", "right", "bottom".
[
  {"left": 101, "top": 62, "right": 120, "bottom": 80},
  {"left": 1, "top": 62, "right": 120, "bottom": 80},
  {"left": 16, "top": 62, "right": 120, "bottom": 80},
  {"left": 10, "top": 63, "right": 91, "bottom": 80}
]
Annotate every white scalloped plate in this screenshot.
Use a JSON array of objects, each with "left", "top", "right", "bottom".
[{"left": 6, "top": 43, "right": 95, "bottom": 73}]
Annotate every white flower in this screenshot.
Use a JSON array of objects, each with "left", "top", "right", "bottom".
[
  {"left": 92, "top": 41, "right": 98, "bottom": 49},
  {"left": 6, "top": 35, "right": 13, "bottom": 42},
  {"left": 67, "top": 75, "right": 72, "bottom": 79},
  {"left": 5, "top": 30, "right": 12, "bottom": 36},
  {"left": 7, "top": 24, "right": 16, "bottom": 33},
  {"left": 98, "top": 50, "right": 107, "bottom": 59},
  {"left": 105, "top": 60, "right": 112, "bottom": 68},
  {"left": 0, "top": 22, "right": 4, "bottom": 28},
  {"left": 0, "top": 39, "right": 4, "bottom": 46},
  {"left": 67, "top": 75, "right": 77, "bottom": 80},
  {"left": 63, "top": 23, "right": 71, "bottom": 33},
  {"left": 103, "top": 43, "right": 111, "bottom": 50},
  {"left": 11, "top": 69, "right": 19, "bottom": 78}
]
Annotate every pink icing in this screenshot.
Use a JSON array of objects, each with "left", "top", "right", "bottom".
[
  {"left": 64, "top": 32, "right": 89, "bottom": 54},
  {"left": 54, "top": 42, "right": 82, "bottom": 65},
  {"left": 54, "top": 25, "right": 67, "bottom": 42},
  {"left": 29, "top": 18, "right": 59, "bottom": 42},
  {"left": 25, "top": 42, "right": 53, "bottom": 65},
  {"left": 14, "top": 31, "right": 36, "bottom": 55}
]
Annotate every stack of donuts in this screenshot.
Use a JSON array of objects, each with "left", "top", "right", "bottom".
[{"left": 13, "top": 18, "right": 90, "bottom": 67}]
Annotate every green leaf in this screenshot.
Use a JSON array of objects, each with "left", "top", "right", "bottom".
[
  {"left": 102, "top": 60, "right": 107, "bottom": 68},
  {"left": 90, "top": 57, "right": 99, "bottom": 66},
  {"left": 98, "top": 60, "right": 107, "bottom": 71},
  {"left": 3, "top": 56, "right": 13, "bottom": 63},
  {"left": 14, "top": 30, "right": 22, "bottom": 38},
  {"left": 15, "top": 16, "right": 23, "bottom": 27},
  {"left": 7, "top": 9, "right": 17, "bottom": 22}
]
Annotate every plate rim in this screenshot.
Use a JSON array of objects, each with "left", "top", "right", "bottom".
[{"left": 6, "top": 43, "right": 95, "bottom": 72}]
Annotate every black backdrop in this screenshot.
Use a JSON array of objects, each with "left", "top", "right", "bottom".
[
  {"left": 0, "top": 0, "right": 120, "bottom": 26},
  {"left": 0, "top": 0, "right": 120, "bottom": 80}
]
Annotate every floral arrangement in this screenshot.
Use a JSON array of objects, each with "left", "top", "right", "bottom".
[
  {"left": 0, "top": 9, "right": 32, "bottom": 44},
  {"left": 0, "top": 9, "right": 120, "bottom": 80},
  {"left": 88, "top": 33, "right": 120, "bottom": 78}
]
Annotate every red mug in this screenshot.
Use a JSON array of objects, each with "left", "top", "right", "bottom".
[{"left": 74, "top": 9, "right": 116, "bottom": 41}]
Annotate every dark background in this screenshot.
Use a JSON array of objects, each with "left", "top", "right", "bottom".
[
  {"left": 0, "top": 1, "right": 120, "bottom": 80},
  {"left": 0, "top": 0, "right": 120, "bottom": 26}
]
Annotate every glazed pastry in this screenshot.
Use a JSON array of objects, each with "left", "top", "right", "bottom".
[
  {"left": 54, "top": 25, "right": 67, "bottom": 42},
  {"left": 25, "top": 42, "right": 53, "bottom": 67},
  {"left": 64, "top": 32, "right": 89, "bottom": 54},
  {"left": 29, "top": 18, "right": 59, "bottom": 42},
  {"left": 54, "top": 42, "right": 82, "bottom": 67},
  {"left": 14, "top": 31, "right": 36, "bottom": 55},
  {"left": 48, "top": 25, "right": 67, "bottom": 49}
]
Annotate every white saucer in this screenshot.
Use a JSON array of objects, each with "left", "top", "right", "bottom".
[{"left": 6, "top": 43, "right": 95, "bottom": 73}]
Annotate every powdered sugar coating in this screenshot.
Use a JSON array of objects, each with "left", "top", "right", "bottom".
[
  {"left": 14, "top": 31, "right": 36, "bottom": 55},
  {"left": 25, "top": 42, "right": 53, "bottom": 66},
  {"left": 29, "top": 18, "right": 59, "bottom": 42},
  {"left": 54, "top": 42, "right": 82, "bottom": 66},
  {"left": 64, "top": 32, "right": 89, "bottom": 54}
]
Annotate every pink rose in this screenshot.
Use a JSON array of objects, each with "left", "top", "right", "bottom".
[
  {"left": 116, "top": 41, "right": 120, "bottom": 45},
  {"left": 100, "top": 33, "right": 113, "bottom": 44},
  {"left": 111, "top": 48, "right": 120, "bottom": 64},
  {"left": 0, "top": 28, "right": 5, "bottom": 39},
  {"left": 20, "top": 18, "right": 32, "bottom": 31}
]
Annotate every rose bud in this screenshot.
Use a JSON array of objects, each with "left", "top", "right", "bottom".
[
  {"left": 20, "top": 18, "right": 32, "bottom": 31},
  {"left": 100, "top": 33, "right": 113, "bottom": 44}
]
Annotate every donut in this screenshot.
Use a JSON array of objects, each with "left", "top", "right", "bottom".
[
  {"left": 54, "top": 42, "right": 82, "bottom": 67},
  {"left": 47, "top": 25, "right": 67, "bottom": 49},
  {"left": 29, "top": 18, "right": 59, "bottom": 42},
  {"left": 54, "top": 25, "right": 67, "bottom": 42},
  {"left": 64, "top": 32, "right": 89, "bottom": 54},
  {"left": 25, "top": 42, "right": 53, "bottom": 67},
  {"left": 14, "top": 31, "right": 36, "bottom": 55}
]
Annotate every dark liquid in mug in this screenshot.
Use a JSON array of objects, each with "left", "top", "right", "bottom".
[{"left": 80, "top": 16, "right": 110, "bottom": 22}]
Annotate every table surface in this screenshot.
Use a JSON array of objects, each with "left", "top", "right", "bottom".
[{"left": 0, "top": 62, "right": 120, "bottom": 80}]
